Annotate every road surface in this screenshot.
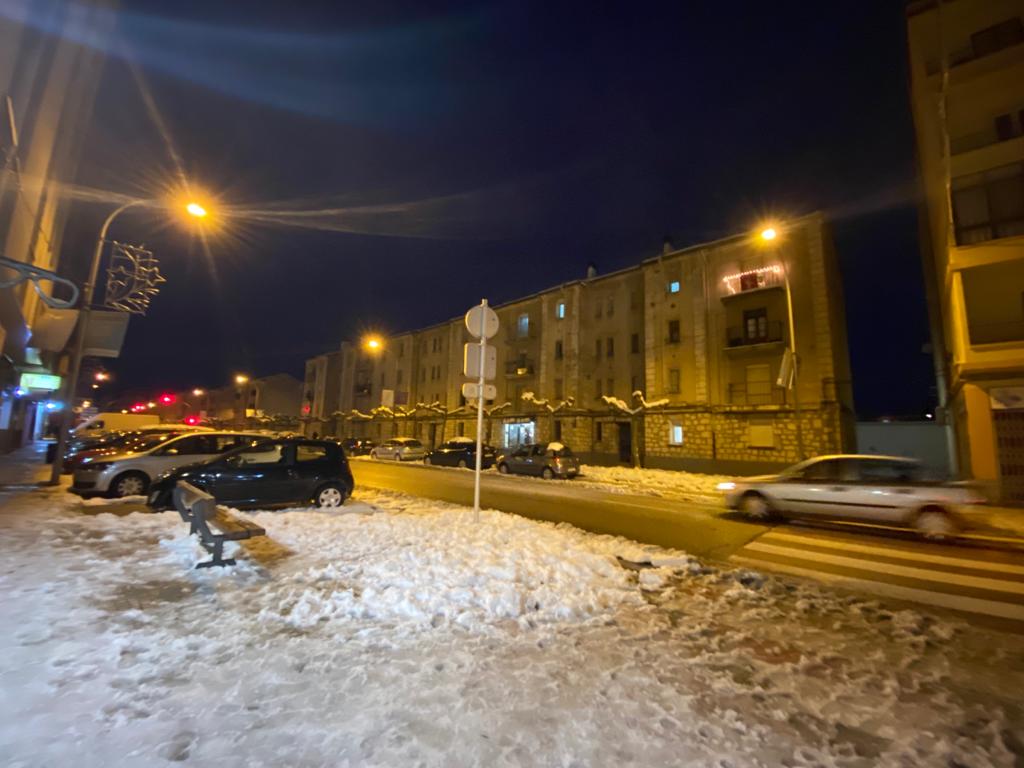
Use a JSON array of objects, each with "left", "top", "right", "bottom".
[{"left": 351, "top": 459, "right": 1024, "bottom": 629}]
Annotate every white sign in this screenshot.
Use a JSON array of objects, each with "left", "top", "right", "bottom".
[
  {"left": 463, "top": 343, "right": 496, "bottom": 379},
  {"left": 465, "top": 302, "right": 499, "bottom": 339},
  {"left": 381, "top": 389, "right": 395, "bottom": 408},
  {"left": 461, "top": 382, "right": 497, "bottom": 401}
]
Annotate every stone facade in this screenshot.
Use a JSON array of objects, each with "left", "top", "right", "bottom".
[{"left": 308, "top": 213, "right": 855, "bottom": 473}]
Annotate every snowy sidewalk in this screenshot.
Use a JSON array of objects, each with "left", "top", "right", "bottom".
[{"left": 0, "top": 463, "right": 1022, "bottom": 766}]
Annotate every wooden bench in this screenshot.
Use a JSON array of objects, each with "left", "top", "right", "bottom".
[{"left": 172, "top": 481, "right": 266, "bottom": 568}]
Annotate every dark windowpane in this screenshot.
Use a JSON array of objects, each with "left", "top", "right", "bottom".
[{"left": 996, "top": 113, "right": 1015, "bottom": 141}]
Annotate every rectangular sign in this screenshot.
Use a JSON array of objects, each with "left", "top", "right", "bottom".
[
  {"left": 463, "top": 343, "right": 497, "bottom": 380},
  {"left": 19, "top": 372, "right": 61, "bottom": 391}
]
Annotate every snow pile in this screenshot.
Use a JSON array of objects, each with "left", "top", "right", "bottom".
[
  {"left": 576, "top": 463, "right": 739, "bottom": 501},
  {"left": 244, "top": 497, "right": 650, "bottom": 631}
]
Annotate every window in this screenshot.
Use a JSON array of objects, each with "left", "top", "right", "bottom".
[
  {"left": 606, "top": 337, "right": 614, "bottom": 357},
  {"left": 517, "top": 314, "right": 530, "bottom": 338},
  {"left": 296, "top": 444, "right": 328, "bottom": 463},
  {"left": 554, "top": 419, "right": 562, "bottom": 442},
  {"left": 556, "top": 301, "right": 566, "bottom": 319},
  {"left": 596, "top": 422, "right": 603, "bottom": 442},
  {"left": 595, "top": 301, "right": 603, "bottom": 319},
  {"left": 747, "top": 421, "right": 775, "bottom": 448},
  {"left": 669, "top": 422, "right": 684, "bottom": 446},
  {"left": 398, "top": 342, "right": 404, "bottom": 358},
  {"left": 668, "top": 280, "right": 680, "bottom": 294},
  {"left": 606, "top": 298, "right": 614, "bottom": 317},
  {"left": 595, "top": 379, "right": 602, "bottom": 400},
  {"left": 631, "top": 375, "right": 640, "bottom": 394},
  {"left": 554, "top": 378, "right": 564, "bottom": 400},
  {"left": 631, "top": 333, "right": 640, "bottom": 353},
  {"left": 667, "top": 368, "right": 680, "bottom": 393},
  {"left": 996, "top": 113, "right": 1016, "bottom": 142},
  {"left": 952, "top": 162, "right": 1024, "bottom": 245},
  {"left": 668, "top": 320, "right": 680, "bottom": 344},
  {"left": 857, "top": 459, "right": 921, "bottom": 484},
  {"left": 606, "top": 377, "right": 614, "bottom": 397},
  {"left": 554, "top": 340, "right": 564, "bottom": 360},
  {"left": 213, "top": 435, "right": 250, "bottom": 453},
  {"left": 231, "top": 442, "right": 285, "bottom": 466},
  {"left": 595, "top": 338, "right": 602, "bottom": 358},
  {"left": 746, "top": 364, "right": 772, "bottom": 404},
  {"left": 744, "top": 308, "right": 769, "bottom": 341},
  {"left": 160, "top": 435, "right": 209, "bottom": 456},
  {"left": 397, "top": 370, "right": 403, "bottom": 386},
  {"left": 457, "top": 422, "right": 465, "bottom": 437}
]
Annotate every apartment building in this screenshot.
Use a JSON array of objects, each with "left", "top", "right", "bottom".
[
  {"left": 0, "top": 1, "right": 114, "bottom": 450},
  {"left": 306, "top": 214, "right": 853, "bottom": 474},
  {"left": 907, "top": 0, "right": 1024, "bottom": 502}
]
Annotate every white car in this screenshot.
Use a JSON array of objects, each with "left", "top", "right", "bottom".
[
  {"left": 370, "top": 437, "right": 427, "bottom": 462},
  {"left": 70, "top": 431, "right": 266, "bottom": 498},
  {"left": 719, "top": 454, "right": 987, "bottom": 538}
]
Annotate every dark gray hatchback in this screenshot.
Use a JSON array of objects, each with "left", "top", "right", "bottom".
[
  {"left": 495, "top": 442, "right": 580, "bottom": 479},
  {"left": 146, "top": 438, "right": 353, "bottom": 510}
]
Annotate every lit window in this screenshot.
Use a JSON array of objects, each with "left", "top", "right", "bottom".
[
  {"left": 517, "top": 314, "right": 529, "bottom": 337},
  {"left": 669, "top": 423, "right": 684, "bottom": 446},
  {"left": 556, "top": 301, "right": 566, "bottom": 319},
  {"left": 668, "top": 281, "right": 680, "bottom": 294}
]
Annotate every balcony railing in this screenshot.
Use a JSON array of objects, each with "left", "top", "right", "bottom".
[
  {"left": 969, "top": 320, "right": 1024, "bottom": 345},
  {"left": 727, "top": 383, "right": 786, "bottom": 406},
  {"left": 505, "top": 361, "right": 535, "bottom": 377},
  {"left": 720, "top": 266, "right": 784, "bottom": 299},
  {"left": 726, "top": 321, "right": 785, "bottom": 348}
]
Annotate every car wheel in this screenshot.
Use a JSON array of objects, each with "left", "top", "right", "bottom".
[
  {"left": 498, "top": 463, "right": 510, "bottom": 474},
  {"left": 110, "top": 471, "right": 148, "bottom": 499},
  {"left": 315, "top": 483, "right": 346, "bottom": 508},
  {"left": 915, "top": 506, "right": 956, "bottom": 540},
  {"left": 370, "top": 450, "right": 378, "bottom": 460},
  {"left": 542, "top": 467, "right": 555, "bottom": 480},
  {"left": 739, "top": 492, "right": 773, "bottom": 520},
  {"left": 457, "top": 458, "right": 468, "bottom": 469},
  {"left": 424, "top": 456, "right": 432, "bottom": 465}
]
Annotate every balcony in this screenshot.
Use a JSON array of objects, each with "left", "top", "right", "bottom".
[
  {"left": 720, "top": 266, "right": 785, "bottom": 301},
  {"left": 505, "top": 361, "right": 535, "bottom": 377},
  {"left": 727, "top": 383, "right": 786, "bottom": 406},
  {"left": 969, "top": 319, "right": 1024, "bottom": 345},
  {"left": 726, "top": 321, "right": 785, "bottom": 350}
]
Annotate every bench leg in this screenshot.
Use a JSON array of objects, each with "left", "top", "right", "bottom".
[{"left": 194, "top": 537, "right": 236, "bottom": 569}]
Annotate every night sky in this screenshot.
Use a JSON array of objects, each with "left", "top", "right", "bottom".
[{"left": 59, "top": 0, "right": 934, "bottom": 418}]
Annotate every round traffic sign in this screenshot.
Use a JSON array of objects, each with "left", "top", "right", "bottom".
[{"left": 465, "top": 303, "right": 499, "bottom": 339}]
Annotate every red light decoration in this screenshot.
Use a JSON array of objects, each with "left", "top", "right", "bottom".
[
  {"left": 159, "top": 394, "right": 176, "bottom": 405},
  {"left": 184, "top": 415, "right": 199, "bottom": 425}
]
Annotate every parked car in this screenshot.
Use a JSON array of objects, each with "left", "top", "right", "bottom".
[
  {"left": 719, "top": 454, "right": 987, "bottom": 538},
  {"left": 70, "top": 431, "right": 266, "bottom": 498},
  {"left": 63, "top": 429, "right": 194, "bottom": 473},
  {"left": 340, "top": 438, "right": 377, "bottom": 456},
  {"left": 370, "top": 437, "right": 427, "bottom": 461},
  {"left": 424, "top": 437, "right": 497, "bottom": 469},
  {"left": 146, "top": 438, "right": 354, "bottom": 510},
  {"left": 496, "top": 442, "right": 580, "bottom": 479}
]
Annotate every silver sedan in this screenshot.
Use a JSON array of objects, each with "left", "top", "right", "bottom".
[
  {"left": 370, "top": 437, "right": 428, "bottom": 462},
  {"left": 719, "top": 454, "right": 987, "bottom": 538}
]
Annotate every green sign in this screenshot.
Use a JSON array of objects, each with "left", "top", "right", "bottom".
[{"left": 19, "top": 373, "right": 61, "bottom": 391}]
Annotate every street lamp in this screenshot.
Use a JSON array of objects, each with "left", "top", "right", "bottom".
[
  {"left": 48, "top": 197, "right": 214, "bottom": 485},
  {"left": 192, "top": 388, "right": 205, "bottom": 397},
  {"left": 756, "top": 222, "right": 804, "bottom": 460},
  {"left": 362, "top": 335, "right": 383, "bottom": 353}
]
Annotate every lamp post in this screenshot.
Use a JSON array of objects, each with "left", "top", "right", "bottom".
[
  {"left": 760, "top": 225, "right": 805, "bottom": 460},
  {"left": 234, "top": 374, "right": 250, "bottom": 427},
  {"left": 48, "top": 199, "right": 209, "bottom": 485}
]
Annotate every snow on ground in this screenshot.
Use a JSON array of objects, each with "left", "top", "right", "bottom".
[
  {"left": 572, "top": 464, "right": 736, "bottom": 502},
  {"left": 1, "top": 453, "right": 1022, "bottom": 766}
]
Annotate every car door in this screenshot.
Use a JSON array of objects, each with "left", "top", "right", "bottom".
[
  {"left": 287, "top": 442, "right": 336, "bottom": 503},
  {"left": 771, "top": 458, "right": 853, "bottom": 517},
  {"left": 845, "top": 458, "right": 920, "bottom": 523},
  {"left": 145, "top": 434, "right": 215, "bottom": 476},
  {"left": 210, "top": 442, "right": 294, "bottom": 506},
  {"left": 506, "top": 446, "right": 530, "bottom": 473}
]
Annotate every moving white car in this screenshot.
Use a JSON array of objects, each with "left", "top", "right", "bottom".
[
  {"left": 719, "top": 454, "right": 987, "bottom": 538},
  {"left": 70, "top": 431, "right": 265, "bottom": 498},
  {"left": 370, "top": 437, "right": 427, "bottom": 461}
]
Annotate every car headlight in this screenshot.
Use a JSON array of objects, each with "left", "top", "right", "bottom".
[
  {"left": 716, "top": 481, "right": 736, "bottom": 491},
  {"left": 86, "top": 462, "right": 113, "bottom": 471}
]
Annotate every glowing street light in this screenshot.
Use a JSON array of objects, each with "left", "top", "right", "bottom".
[
  {"left": 760, "top": 226, "right": 777, "bottom": 241},
  {"left": 186, "top": 201, "right": 208, "bottom": 219},
  {"left": 363, "top": 335, "right": 383, "bottom": 353},
  {"left": 234, "top": 374, "right": 250, "bottom": 385},
  {"left": 94, "top": 371, "right": 109, "bottom": 382},
  {"left": 192, "top": 388, "right": 205, "bottom": 397}
]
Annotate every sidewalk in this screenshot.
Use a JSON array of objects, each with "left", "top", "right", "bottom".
[{"left": 0, "top": 442, "right": 54, "bottom": 487}]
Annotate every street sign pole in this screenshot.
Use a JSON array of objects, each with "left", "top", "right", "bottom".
[
  {"left": 473, "top": 304, "right": 487, "bottom": 521},
  {"left": 464, "top": 298, "right": 499, "bottom": 523}
]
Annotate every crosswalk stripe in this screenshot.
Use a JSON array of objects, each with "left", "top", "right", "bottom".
[
  {"left": 729, "top": 555, "right": 1024, "bottom": 622},
  {"left": 761, "top": 531, "right": 1024, "bottom": 576},
  {"left": 742, "top": 541, "right": 1024, "bottom": 597}
]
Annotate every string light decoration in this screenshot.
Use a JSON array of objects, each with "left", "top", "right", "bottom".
[{"left": 721, "top": 265, "right": 782, "bottom": 295}]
